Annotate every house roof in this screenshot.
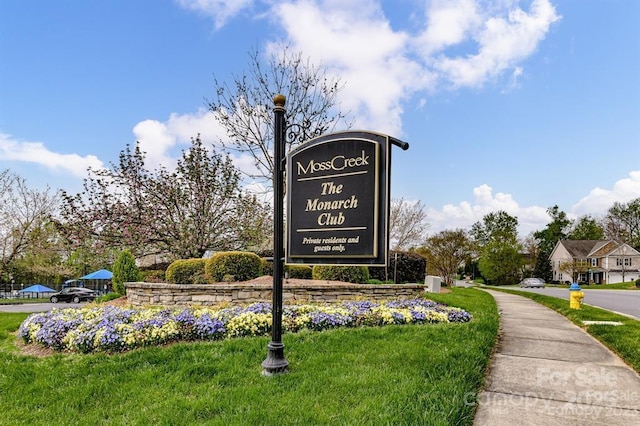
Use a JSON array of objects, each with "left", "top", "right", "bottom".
[
  {"left": 589, "top": 240, "right": 619, "bottom": 257},
  {"left": 555, "top": 239, "right": 640, "bottom": 259},
  {"left": 558, "top": 240, "right": 604, "bottom": 258}
]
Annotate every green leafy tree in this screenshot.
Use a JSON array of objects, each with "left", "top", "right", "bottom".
[
  {"left": 59, "top": 136, "right": 272, "bottom": 260},
  {"left": 534, "top": 205, "right": 572, "bottom": 254},
  {"left": 533, "top": 205, "right": 573, "bottom": 281},
  {"left": 532, "top": 250, "right": 553, "bottom": 282},
  {"left": 469, "top": 211, "right": 519, "bottom": 246},
  {"left": 569, "top": 215, "right": 605, "bottom": 240},
  {"left": 478, "top": 239, "right": 522, "bottom": 285},
  {"left": 112, "top": 249, "right": 139, "bottom": 295},
  {"left": 471, "top": 211, "right": 522, "bottom": 285},
  {"left": 419, "top": 229, "right": 472, "bottom": 286}
]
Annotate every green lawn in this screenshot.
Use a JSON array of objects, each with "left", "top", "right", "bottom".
[
  {"left": 0, "top": 288, "right": 498, "bottom": 425},
  {"left": 495, "top": 288, "right": 640, "bottom": 373}
]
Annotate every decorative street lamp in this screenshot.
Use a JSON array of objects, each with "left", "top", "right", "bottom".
[{"left": 262, "top": 94, "right": 289, "bottom": 376}]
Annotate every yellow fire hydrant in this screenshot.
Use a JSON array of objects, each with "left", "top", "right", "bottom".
[{"left": 569, "top": 283, "right": 585, "bottom": 309}]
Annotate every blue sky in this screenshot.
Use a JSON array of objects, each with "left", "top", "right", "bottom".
[{"left": 1, "top": 0, "right": 639, "bottom": 237}]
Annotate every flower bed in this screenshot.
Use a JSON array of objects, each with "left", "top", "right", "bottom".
[{"left": 18, "top": 298, "right": 472, "bottom": 354}]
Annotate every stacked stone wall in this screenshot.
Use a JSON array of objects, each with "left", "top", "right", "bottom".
[{"left": 125, "top": 281, "right": 426, "bottom": 307}]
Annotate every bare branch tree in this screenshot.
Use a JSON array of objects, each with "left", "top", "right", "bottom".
[
  {"left": 208, "top": 45, "right": 352, "bottom": 187},
  {"left": 0, "top": 170, "right": 59, "bottom": 280},
  {"left": 389, "top": 198, "right": 430, "bottom": 250}
]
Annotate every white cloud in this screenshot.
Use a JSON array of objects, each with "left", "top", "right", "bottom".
[
  {"left": 414, "top": 0, "right": 481, "bottom": 55},
  {"left": 176, "top": 0, "right": 561, "bottom": 136},
  {"left": 132, "top": 108, "right": 227, "bottom": 170},
  {"left": 131, "top": 109, "right": 262, "bottom": 178},
  {"left": 426, "top": 172, "right": 640, "bottom": 238},
  {"left": 572, "top": 171, "right": 640, "bottom": 216},
  {"left": 0, "top": 133, "right": 104, "bottom": 177},
  {"left": 175, "top": 0, "right": 254, "bottom": 30},
  {"left": 431, "top": 0, "right": 561, "bottom": 88},
  {"left": 426, "top": 183, "right": 550, "bottom": 236},
  {"left": 271, "top": 0, "right": 430, "bottom": 136}
]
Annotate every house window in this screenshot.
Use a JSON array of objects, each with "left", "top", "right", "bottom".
[
  {"left": 590, "top": 258, "right": 598, "bottom": 267},
  {"left": 616, "top": 258, "right": 631, "bottom": 266}
]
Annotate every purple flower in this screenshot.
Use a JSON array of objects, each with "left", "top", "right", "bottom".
[{"left": 193, "top": 314, "right": 225, "bottom": 340}]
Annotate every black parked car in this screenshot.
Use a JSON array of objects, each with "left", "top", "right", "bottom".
[{"left": 49, "top": 287, "right": 97, "bottom": 303}]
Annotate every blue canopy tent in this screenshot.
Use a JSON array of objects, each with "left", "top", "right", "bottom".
[
  {"left": 80, "top": 269, "right": 113, "bottom": 280},
  {"left": 79, "top": 269, "right": 113, "bottom": 293},
  {"left": 18, "top": 284, "right": 56, "bottom": 298}
]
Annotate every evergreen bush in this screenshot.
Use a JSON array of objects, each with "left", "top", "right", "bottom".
[
  {"left": 368, "top": 251, "right": 426, "bottom": 283},
  {"left": 312, "top": 265, "right": 369, "bottom": 284},
  {"left": 286, "top": 265, "right": 313, "bottom": 279},
  {"left": 205, "top": 251, "right": 262, "bottom": 282},
  {"left": 95, "top": 292, "right": 123, "bottom": 303},
  {"left": 165, "top": 258, "right": 207, "bottom": 284},
  {"left": 261, "top": 257, "right": 274, "bottom": 277},
  {"left": 112, "top": 249, "right": 140, "bottom": 295},
  {"left": 140, "top": 269, "right": 166, "bottom": 283}
]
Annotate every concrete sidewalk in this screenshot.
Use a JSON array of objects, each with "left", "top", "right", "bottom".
[{"left": 474, "top": 290, "right": 640, "bottom": 425}]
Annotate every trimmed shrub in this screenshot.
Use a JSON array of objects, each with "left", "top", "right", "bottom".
[
  {"left": 166, "top": 258, "right": 207, "bottom": 284},
  {"left": 95, "top": 292, "right": 123, "bottom": 304},
  {"left": 312, "top": 265, "right": 369, "bottom": 284},
  {"left": 286, "top": 265, "right": 313, "bottom": 279},
  {"left": 140, "top": 269, "right": 166, "bottom": 283},
  {"left": 112, "top": 249, "right": 140, "bottom": 295},
  {"left": 261, "top": 257, "right": 274, "bottom": 277},
  {"left": 368, "top": 250, "right": 427, "bottom": 283},
  {"left": 205, "top": 251, "right": 263, "bottom": 282}
]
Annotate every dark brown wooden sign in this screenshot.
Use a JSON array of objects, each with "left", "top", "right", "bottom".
[{"left": 286, "top": 131, "right": 393, "bottom": 266}]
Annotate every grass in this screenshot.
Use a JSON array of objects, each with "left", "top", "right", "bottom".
[
  {"left": 0, "top": 288, "right": 498, "bottom": 425},
  {"left": 494, "top": 288, "right": 640, "bottom": 373}
]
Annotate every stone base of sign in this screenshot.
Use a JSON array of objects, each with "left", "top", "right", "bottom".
[{"left": 125, "top": 279, "right": 426, "bottom": 307}]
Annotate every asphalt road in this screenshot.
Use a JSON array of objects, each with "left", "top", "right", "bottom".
[
  {"left": 513, "top": 287, "right": 640, "bottom": 320},
  {"left": 0, "top": 302, "right": 88, "bottom": 313}
]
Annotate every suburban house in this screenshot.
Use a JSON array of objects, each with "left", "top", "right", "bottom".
[{"left": 549, "top": 240, "right": 640, "bottom": 284}]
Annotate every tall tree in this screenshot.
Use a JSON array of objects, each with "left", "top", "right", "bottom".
[
  {"left": 420, "top": 229, "right": 472, "bottom": 286},
  {"left": 471, "top": 211, "right": 522, "bottom": 285},
  {"left": 0, "top": 170, "right": 59, "bottom": 285},
  {"left": 59, "top": 137, "right": 272, "bottom": 261},
  {"left": 208, "top": 46, "right": 352, "bottom": 187},
  {"left": 389, "top": 198, "right": 430, "bottom": 250},
  {"left": 605, "top": 198, "right": 640, "bottom": 250},
  {"left": 112, "top": 249, "right": 139, "bottom": 295},
  {"left": 520, "top": 233, "right": 540, "bottom": 278},
  {"left": 569, "top": 215, "right": 605, "bottom": 240},
  {"left": 469, "top": 211, "right": 519, "bottom": 246},
  {"left": 533, "top": 205, "right": 572, "bottom": 254},
  {"left": 532, "top": 205, "right": 573, "bottom": 281}
]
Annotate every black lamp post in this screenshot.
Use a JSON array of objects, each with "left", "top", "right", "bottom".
[{"left": 262, "top": 94, "right": 289, "bottom": 375}]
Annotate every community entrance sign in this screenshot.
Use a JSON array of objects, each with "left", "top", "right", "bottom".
[
  {"left": 286, "top": 131, "right": 406, "bottom": 266},
  {"left": 263, "top": 95, "right": 408, "bottom": 376}
]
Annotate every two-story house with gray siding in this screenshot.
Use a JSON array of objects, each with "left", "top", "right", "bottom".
[{"left": 549, "top": 240, "right": 640, "bottom": 284}]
